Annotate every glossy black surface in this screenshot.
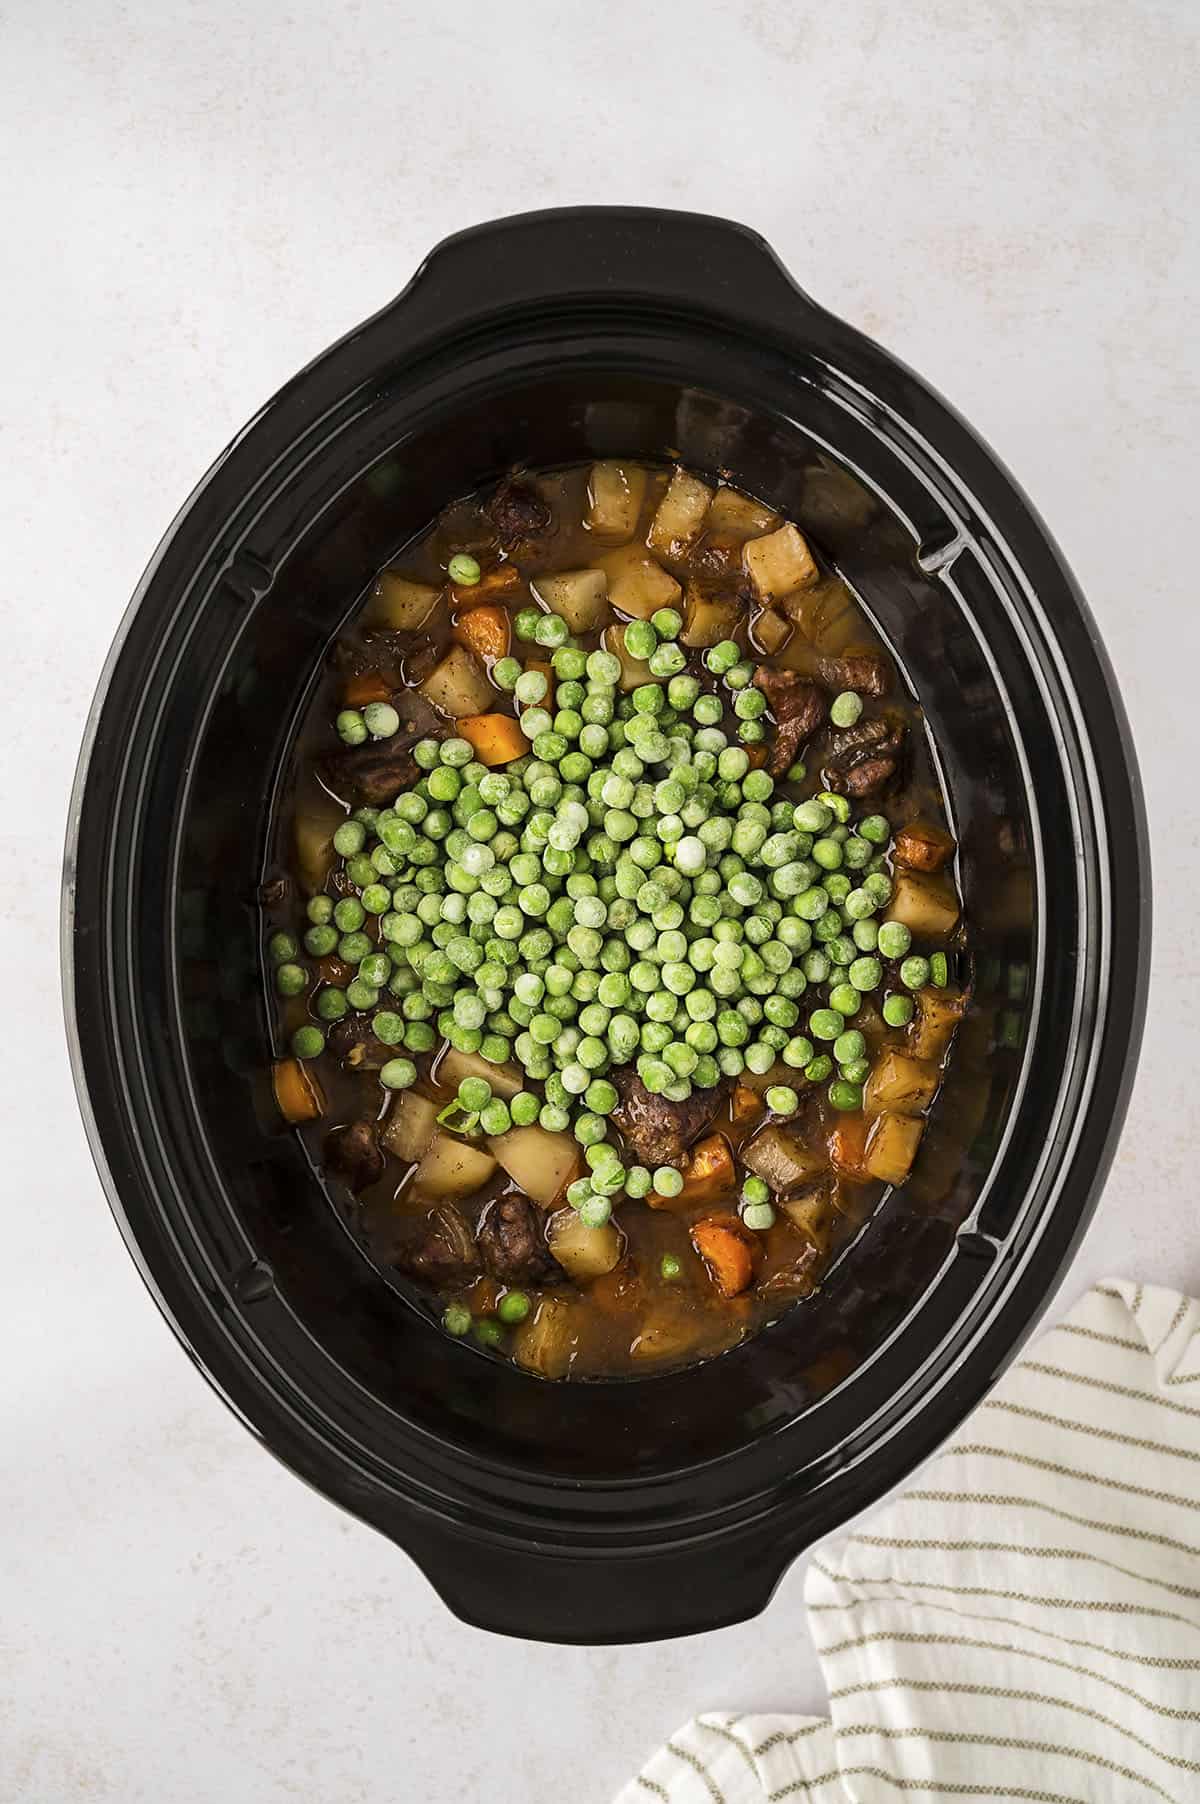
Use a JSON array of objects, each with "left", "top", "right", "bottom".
[{"left": 64, "top": 208, "right": 1148, "bottom": 1642}]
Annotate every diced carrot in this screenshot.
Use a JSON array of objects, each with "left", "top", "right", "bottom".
[
  {"left": 452, "top": 604, "right": 510, "bottom": 661},
  {"left": 456, "top": 713, "right": 531, "bottom": 766},
  {"left": 272, "top": 1058, "right": 324, "bottom": 1124},
  {"left": 452, "top": 566, "right": 521, "bottom": 606},
  {"left": 829, "top": 1113, "right": 871, "bottom": 1180},
  {"left": 525, "top": 658, "right": 555, "bottom": 712},
  {"left": 342, "top": 670, "right": 393, "bottom": 706},
  {"left": 691, "top": 1213, "right": 755, "bottom": 1298},
  {"left": 650, "top": 1134, "right": 736, "bottom": 1208},
  {"left": 730, "top": 1083, "right": 764, "bottom": 1130},
  {"left": 893, "top": 818, "right": 956, "bottom": 873}
]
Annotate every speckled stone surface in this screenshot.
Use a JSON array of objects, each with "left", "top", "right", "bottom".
[{"left": 3, "top": 3, "right": 1198, "bottom": 1799}]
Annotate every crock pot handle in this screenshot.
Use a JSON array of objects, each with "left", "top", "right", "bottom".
[
  {"left": 388, "top": 206, "right": 819, "bottom": 341},
  {"left": 404, "top": 1516, "right": 794, "bottom": 1645}
]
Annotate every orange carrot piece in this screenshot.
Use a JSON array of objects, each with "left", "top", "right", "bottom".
[
  {"left": 893, "top": 818, "right": 956, "bottom": 873},
  {"left": 451, "top": 566, "right": 521, "bottom": 606},
  {"left": 829, "top": 1114, "right": 871, "bottom": 1180},
  {"left": 691, "top": 1214, "right": 755, "bottom": 1298},
  {"left": 650, "top": 1134, "right": 736, "bottom": 1208},
  {"left": 272, "top": 1058, "right": 325, "bottom": 1124},
  {"left": 342, "top": 670, "right": 393, "bottom": 706},
  {"left": 453, "top": 604, "right": 510, "bottom": 661},
  {"left": 456, "top": 713, "right": 531, "bottom": 766}
]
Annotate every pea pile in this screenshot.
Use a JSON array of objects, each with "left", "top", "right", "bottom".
[{"left": 271, "top": 604, "right": 950, "bottom": 1221}]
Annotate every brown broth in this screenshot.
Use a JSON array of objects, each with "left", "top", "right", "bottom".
[{"left": 264, "top": 461, "right": 965, "bottom": 1380}]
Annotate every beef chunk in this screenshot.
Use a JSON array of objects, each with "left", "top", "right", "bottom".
[
  {"left": 478, "top": 1193, "right": 560, "bottom": 1285},
  {"left": 486, "top": 476, "right": 551, "bottom": 547},
  {"left": 753, "top": 669, "right": 827, "bottom": 777},
  {"left": 327, "top": 1015, "right": 392, "bottom": 1072},
  {"left": 611, "top": 1069, "right": 731, "bottom": 1171},
  {"left": 815, "top": 649, "right": 890, "bottom": 698},
  {"left": 822, "top": 715, "right": 906, "bottom": 799},
  {"left": 323, "top": 733, "right": 420, "bottom": 806},
  {"left": 393, "top": 1204, "right": 479, "bottom": 1284},
  {"left": 324, "top": 1119, "right": 384, "bottom": 1192}
]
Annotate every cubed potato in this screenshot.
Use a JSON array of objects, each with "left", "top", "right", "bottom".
[
  {"left": 294, "top": 803, "right": 342, "bottom": 893},
  {"left": 908, "top": 987, "right": 969, "bottom": 1063},
  {"left": 894, "top": 818, "right": 956, "bottom": 873},
  {"left": 631, "top": 1310, "right": 708, "bottom": 1365},
  {"left": 865, "top": 1112, "right": 924, "bottom": 1186},
  {"left": 545, "top": 1208, "right": 622, "bottom": 1283},
  {"left": 751, "top": 606, "right": 793, "bottom": 655},
  {"left": 436, "top": 1046, "right": 524, "bottom": 1100},
  {"left": 418, "top": 643, "right": 494, "bottom": 718},
  {"left": 647, "top": 468, "right": 714, "bottom": 557},
  {"left": 531, "top": 568, "right": 610, "bottom": 634},
  {"left": 602, "top": 622, "right": 650, "bottom": 691},
  {"left": 864, "top": 1049, "right": 941, "bottom": 1118},
  {"left": 381, "top": 1090, "right": 439, "bottom": 1164},
  {"left": 743, "top": 522, "right": 820, "bottom": 602},
  {"left": 680, "top": 585, "right": 743, "bottom": 648},
  {"left": 513, "top": 1296, "right": 577, "bottom": 1378},
  {"left": 586, "top": 462, "right": 647, "bottom": 538},
  {"left": 707, "top": 486, "right": 778, "bottom": 537},
  {"left": 777, "top": 575, "right": 860, "bottom": 652},
  {"left": 411, "top": 1133, "right": 497, "bottom": 1200},
  {"left": 778, "top": 1181, "right": 843, "bottom": 1253},
  {"left": 487, "top": 1125, "right": 581, "bottom": 1207},
  {"left": 742, "top": 1124, "right": 828, "bottom": 1195},
  {"left": 886, "top": 871, "right": 961, "bottom": 939},
  {"left": 369, "top": 572, "right": 440, "bottom": 631},
  {"left": 598, "top": 545, "right": 682, "bottom": 620}
]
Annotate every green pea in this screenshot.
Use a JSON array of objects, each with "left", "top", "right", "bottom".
[
  {"left": 275, "top": 962, "right": 308, "bottom": 998},
  {"left": 290, "top": 1025, "right": 325, "bottom": 1059},
  {"left": 900, "top": 955, "right": 931, "bottom": 990},
  {"left": 828, "top": 1079, "right": 863, "bottom": 1111},
  {"left": 882, "top": 993, "right": 915, "bottom": 1028}
]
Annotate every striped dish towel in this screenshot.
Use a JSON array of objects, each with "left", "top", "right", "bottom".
[{"left": 617, "top": 1281, "right": 1200, "bottom": 1804}]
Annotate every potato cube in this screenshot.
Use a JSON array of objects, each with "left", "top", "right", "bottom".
[
  {"left": 487, "top": 1125, "right": 581, "bottom": 1207},
  {"left": 598, "top": 545, "right": 682, "bottom": 620},
  {"left": 865, "top": 1112, "right": 924, "bottom": 1186},
  {"left": 586, "top": 462, "right": 647, "bottom": 538},
  {"left": 531, "top": 568, "right": 609, "bottom": 634},
  {"left": 864, "top": 1049, "right": 940, "bottom": 1118},
  {"left": 707, "top": 486, "right": 778, "bottom": 537},
  {"left": 514, "top": 1297, "right": 577, "bottom": 1378},
  {"left": 908, "top": 987, "right": 969, "bottom": 1063},
  {"left": 545, "top": 1208, "right": 622, "bottom": 1283},
  {"left": 680, "top": 585, "right": 743, "bottom": 648},
  {"left": 603, "top": 622, "right": 651, "bottom": 691},
  {"left": 886, "top": 871, "right": 961, "bottom": 940},
  {"left": 743, "top": 522, "right": 820, "bottom": 602},
  {"left": 382, "top": 1090, "right": 439, "bottom": 1164},
  {"left": 369, "top": 572, "right": 439, "bottom": 631},
  {"left": 418, "top": 643, "right": 493, "bottom": 718},
  {"left": 647, "top": 468, "right": 714, "bottom": 557},
  {"left": 410, "top": 1134, "right": 497, "bottom": 1200},
  {"left": 436, "top": 1046, "right": 525, "bottom": 1100},
  {"left": 751, "top": 606, "right": 793, "bottom": 655}
]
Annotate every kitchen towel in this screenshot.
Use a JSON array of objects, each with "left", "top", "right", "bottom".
[{"left": 616, "top": 1280, "right": 1200, "bottom": 1803}]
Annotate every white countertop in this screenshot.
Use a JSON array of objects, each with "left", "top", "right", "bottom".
[{"left": 4, "top": 3, "right": 1197, "bottom": 1799}]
